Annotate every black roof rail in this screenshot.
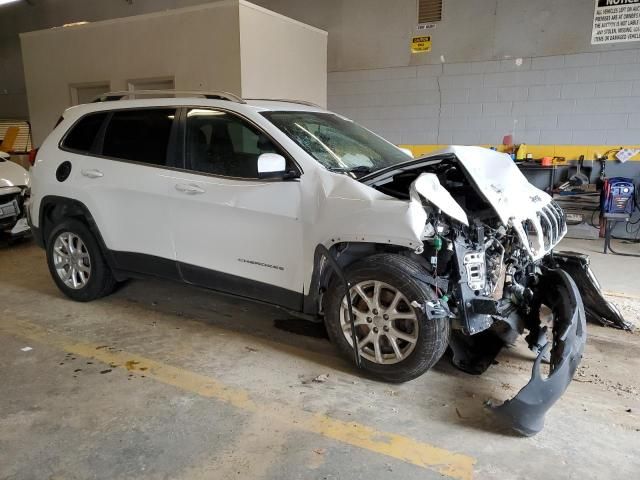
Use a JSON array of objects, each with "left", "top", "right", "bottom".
[
  {"left": 245, "top": 98, "right": 322, "bottom": 108},
  {"left": 91, "top": 90, "right": 245, "bottom": 104}
]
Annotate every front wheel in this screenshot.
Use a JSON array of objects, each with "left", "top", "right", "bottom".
[
  {"left": 324, "top": 253, "right": 450, "bottom": 383},
  {"left": 46, "top": 219, "right": 117, "bottom": 302}
]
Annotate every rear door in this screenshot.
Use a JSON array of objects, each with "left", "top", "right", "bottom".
[
  {"left": 167, "top": 107, "right": 304, "bottom": 309},
  {"left": 65, "top": 107, "right": 179, "bottom": 276}
]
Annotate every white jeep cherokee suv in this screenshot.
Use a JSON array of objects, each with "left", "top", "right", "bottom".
[{"left": 29, "top": 90, "right": 623, "bottom": 435}]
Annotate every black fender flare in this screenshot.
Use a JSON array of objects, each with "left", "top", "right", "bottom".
[
  {"left": 35, "top": 195, "right": 122, "bottom": 279},
  {"left": 303, "top": 244, "right": 338, "bottom": 316},
  {"left": 302, "top": 241, "right": 414, "bottom": 316}
]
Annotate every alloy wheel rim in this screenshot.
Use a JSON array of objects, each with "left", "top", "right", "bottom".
[
  {"left": 339, "top": 280, "right": 419, "bottom": 365},
  {"left": 53, "top": 232, "right": 91, "bottom": 290}
]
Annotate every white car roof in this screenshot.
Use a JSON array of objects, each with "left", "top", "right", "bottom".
[{"left": 62, "top": 97, "right": 328, "bottom": 120}]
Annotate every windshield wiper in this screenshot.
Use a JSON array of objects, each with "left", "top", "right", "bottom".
[{"left": 328, "top": 165, "right": 373, "bottom": 175}]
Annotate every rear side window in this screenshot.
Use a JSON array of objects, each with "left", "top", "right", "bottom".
[
  {"left": 102, "top": 109, "right": 175, "bottom": 165},
  {"left": 61, "top": 112, "right": 108, "bottom": 152}
]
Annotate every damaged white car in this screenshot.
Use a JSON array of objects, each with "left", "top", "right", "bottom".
[
  {"left": 0, "top": 150, "right": 30, "bottom": 239},
  {"left": 28, "top": 92, "right": 626, "bottom": 436}
]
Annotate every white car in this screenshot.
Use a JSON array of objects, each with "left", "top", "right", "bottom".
[
  {"left": 28, "top": 90, "right": 624, "bottom": 435},
  {"left": 0, "top": 150, "right": 30, "bottom": 238}
]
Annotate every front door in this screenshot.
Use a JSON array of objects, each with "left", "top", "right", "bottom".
[{"left": 168, "top": 108, "right": 304, "bottom": 309}]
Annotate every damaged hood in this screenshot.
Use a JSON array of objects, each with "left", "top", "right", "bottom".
[
  {"left": 433, "top": 146, "right": 552, "bottom": 226},
  {"left": 364, "top": 146, "right": 566, "bottom": 260},
  {"left": 0, "top": 154, "right": 30, "bottom": 189},
  {"left": 430, "top": 147, "right": 567, "bottom": 260}
]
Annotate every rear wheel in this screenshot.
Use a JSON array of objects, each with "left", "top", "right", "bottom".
[
  {"left": 46, "top": 219, "right": 117, "bottom": 302},
  {"left": 324, "top": 253, "right": 450, "bottom": 383}
]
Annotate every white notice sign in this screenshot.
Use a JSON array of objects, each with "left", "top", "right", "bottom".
[{"left": 592, "top": 0, "right": 640, "bottom": 44}]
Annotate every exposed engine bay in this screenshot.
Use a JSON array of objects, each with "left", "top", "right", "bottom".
[{"left": 358, "top": 146, "right": 628, "bottom": 435}]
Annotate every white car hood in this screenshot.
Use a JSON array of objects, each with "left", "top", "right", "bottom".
[
  {"left": 428, "top": 146, "right": 552, "bottom": 226},
  {"left": 364, "top": 145, "right": 566, "bottom": 260},
  {"left": 0, "top": 155, "right": 30, "bottom": 189},
  {"left": 420, "top": 146, "right": 566, "bottom": 260}
]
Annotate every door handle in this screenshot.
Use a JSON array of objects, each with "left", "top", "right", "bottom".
[
  {"left": 81, "top": 169, "right": 103, "bottom": 179},
  {"left": 175, "top": 183, "right": 205, "bottom": 195}
]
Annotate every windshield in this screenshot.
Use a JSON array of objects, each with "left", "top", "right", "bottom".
[{"left": 261, "top": 111, "right": 411, "bottom": 174}]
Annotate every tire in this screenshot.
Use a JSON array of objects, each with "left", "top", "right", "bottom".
[
  {"left": 324, "top": 253, "right": 450, "bottom": 383},
  {"left": 46, "top": 218, "right": 117, "bottom": 302}
]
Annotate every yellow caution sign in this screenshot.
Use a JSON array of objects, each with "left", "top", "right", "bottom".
[{"left": 411, "top": 36, "right": 432, "bottom": 53}]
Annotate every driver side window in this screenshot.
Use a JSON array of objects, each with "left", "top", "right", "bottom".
[{"left": 185, "top": 109, "right": 278, "bottom": 179}]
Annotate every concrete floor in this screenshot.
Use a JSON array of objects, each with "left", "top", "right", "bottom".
[{"left": 1, "top": 237, "right": 639, "bottom": 480}]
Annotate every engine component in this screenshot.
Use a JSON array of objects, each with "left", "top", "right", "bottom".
[
  {"left": 463, "top": 251, "right": 486, "bottom": 291},
  {"left": 411, "top": 299, "right": 451, "bottom": 321},
  {"left": 451, "top": 235, "right": 493, "bottom": 335}
]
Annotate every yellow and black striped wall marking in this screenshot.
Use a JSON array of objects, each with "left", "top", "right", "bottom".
[{"left": 400, "top": 145, "right": 640, "bottom": 163}]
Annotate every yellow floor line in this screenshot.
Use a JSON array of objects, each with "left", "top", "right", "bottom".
[
  {"left": 603, "top": 290, "right": 640, "bottom": 301},
  {"left": 0, "top": 318, "right": 476, "bottom": 480}
]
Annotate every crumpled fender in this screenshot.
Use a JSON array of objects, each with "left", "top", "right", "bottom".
[
  {"left": 491, "top": 268, "right": 587, "bottom": 436},
  {"left": 310, "top": 170, "right": 427, "bottom": 250}
]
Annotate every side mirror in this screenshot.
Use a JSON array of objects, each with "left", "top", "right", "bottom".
[{"left": 257, "top": 153, "right": 287, "bottom": 179}]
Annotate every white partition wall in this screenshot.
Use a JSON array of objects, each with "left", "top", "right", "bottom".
[
  {"left": 239, "top": 2, "right": 327, "bottom": 108},
  {"left": 20, "top": 0, "right": 327, "bottom": 145}
]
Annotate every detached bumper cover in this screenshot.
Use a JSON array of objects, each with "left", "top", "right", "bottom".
[
  {"left": 491, "top": 268, "right": 587, "bottom": 436},
  {"left": 553, "top": 251, "right": 631, "bottom": 330}
]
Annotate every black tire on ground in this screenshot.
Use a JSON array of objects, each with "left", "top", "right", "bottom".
[
  {"left": 45, "top": 218, "right": 117, "bottom": 302},
  {"left": 324, "top": 253, "right": 450, "bottom": 383}
]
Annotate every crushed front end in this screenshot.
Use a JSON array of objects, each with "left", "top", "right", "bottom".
[
  {"left": 0, "top": 186, "right": 30, "bottom": 238},
  {"left": 0, "top": 154, "right": 31, "bottom": 239},
  {"left": 363, "top": 146, "right": 621, "bottom": 435},
  {"left": 427, "top": 198, "right": 587, "bottom": 436}
]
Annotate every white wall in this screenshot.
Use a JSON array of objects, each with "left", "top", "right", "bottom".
[
  {"left": 239, "top": 1, "right": 327, "bottom": 107},
  {"left": 20, "top": 1, "right": 242, "bottom": 144},
  {"left": 253, "top": 0, "right": 627, "bottom": 70},
  {"left": 3, "top": 0, "right": 628, "bottom": 120},
  {"left": 252, "top": 0, "right": 640, "bottom": 146},
  {"left": 19, "top": 1, "right": 327, "bottom": 145},
  {"left": 6, "top": 0, "right": 640, "bottom": 145},
  {"left": 327, "top": 51, "right": 640, "bottom": 146},
  {"left": 1, "top": 0, "right": 214, "bottom": 119}
]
